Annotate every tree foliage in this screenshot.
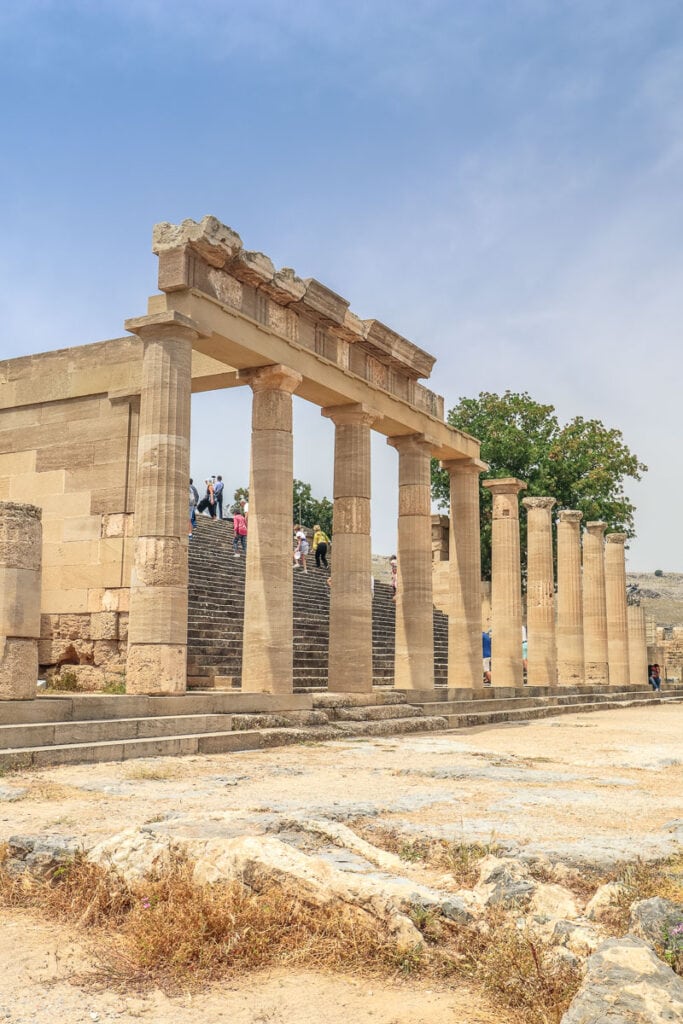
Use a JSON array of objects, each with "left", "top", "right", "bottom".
[
  {"left": 230, "top": 481, "right": 333, "bottom": 536},
  {"left": 431, "top": 391, "right": 647, "bottom": 579}
]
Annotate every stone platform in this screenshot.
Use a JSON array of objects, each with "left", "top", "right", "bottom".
[{"left": 1, "top": 684, "right": 681, "bottom": 769}]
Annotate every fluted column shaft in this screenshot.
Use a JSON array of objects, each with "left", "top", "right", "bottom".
[
  {"left": 583, "top": 521, "right": 609, "bottom": 686},
  {"left": 627, "top": 605, "right": 649, "bottom": 687},
  {"left": 388, "top": 434, "right": 434, "bottom": 690},
  {"left": 444, "top": 459, "right": 484, "bottom": 688},
  {"left": 125, "top": 313, "right": 196, "bottom": 696},
  {"left": 523, "top": 497, "right": 557, "bottom": 687},
  {"left": 556, "top": 510, "right": 585, "bottom": 686},
  {"left": 323, "top": 404, "right": 378, "bottom": 693},
  {"left": 605, "top": 533, "right": 630, "bottom": 687},
  {"left": 241, "top": 365, "right": 302, "bottom": 694},
  {"left": 482, "top": 478, "right": 527, "bottom": 687}
]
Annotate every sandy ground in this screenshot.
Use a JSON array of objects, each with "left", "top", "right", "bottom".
[{"left": 1, "top": 703, "right": 682, "bottom": 1023}]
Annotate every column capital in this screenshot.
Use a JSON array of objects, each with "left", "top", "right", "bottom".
[
  {"left": 522, "top": 496, "right": 556, "bottom": 512},
  {"left": 321, "top": 402, "right": 381, "bottom": 428},
  {"left": 585, "top": 521, "right": 607, "bottom": 536},
  {"left": 124, "top": 310, "right": 201, "bottom": 342},
  {"left": 482, "top": 477, "right": 527, "bottom": 496},
  {"left": 605, "top": 532, "right": 628, "bottom": 545},
  {"left": 441, "top": 457, "right": 488, "bottom": 476},
  {"left": 238, "top": 364, "right": 303, "bottom": 395},
  {"left": 387, "top": 432, "right": 437, "bottom": 454},
  {"left": 557, "top": 509, "right": 583, "bottom": 524}
]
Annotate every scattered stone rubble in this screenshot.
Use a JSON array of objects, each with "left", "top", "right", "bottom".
[{"left": 4, "top": 811, "right": 682, "bottom": 1021}]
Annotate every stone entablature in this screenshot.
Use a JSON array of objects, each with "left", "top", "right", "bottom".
[{"left": 152, "top": 216, "right": 445, "bottom": 422}]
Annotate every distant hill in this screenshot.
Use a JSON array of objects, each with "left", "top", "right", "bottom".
[{"left": 627, "top": 572, "right": 683, "bottom": 627}]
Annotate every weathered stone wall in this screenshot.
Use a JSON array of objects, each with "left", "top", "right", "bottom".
[{"left": 0, "top": 339, "right": 142, "bottom": 687}]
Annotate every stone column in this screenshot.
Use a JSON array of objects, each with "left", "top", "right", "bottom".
[
  {"left": 627, "top": 604, "right": 648, "bottom": 687},
  {"left": 0, "top": 502, "right": 42, "bottom": 700},
  {"left": 443, "top": 458, "right": 485, "bottom": 689},
  {"left": 387, "top": 434, "right": 434, "bottom": 690},
  {"left": 556, "top": 510, "right": 585, "bottom": 687},
  {"left": 583, "top": 521, "right": 609, "bottom": 686},
  {"left": 522, "top": 497, "right": 557, "bottom": 687},
  {"left": 482, "top": 478, "right": 527, "bottom": 687},
  {"left": 241, "top": 365, "right": 302, "bottom": 694},
  {"left": 322, "top": 403, "right": 379, "bottom": 693},
  {"left": 605, "top": 533, "right": 630, "bottom": 688},
  {"left": 125, "top": 312, "right": 197, "bottom": 696}
]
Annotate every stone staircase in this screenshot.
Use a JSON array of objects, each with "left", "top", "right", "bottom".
[
  {"left": 0, "top": 690, "right": 449, "bottom": 769},
  {"left": 187, "top": 515, "right": 448, "bottom": 691},
  {"left": 0, "top": 686, "right": 681, "bottom": 770}
]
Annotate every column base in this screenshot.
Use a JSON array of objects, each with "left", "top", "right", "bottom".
[{"left": 126, "top": 644, "right": 187, "bottom": 695}]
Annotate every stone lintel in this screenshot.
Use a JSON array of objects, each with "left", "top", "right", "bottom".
[
  {"left": 387, "top": 432, "right": 438, "bottom": 454},
  {"left": 361, "top": 320, "right": 436, "bottom": 380},
  {"left": 441, "top": 457, "right": 488, "bottom": 475},
  {"left": 605, "top": 532, "right": 627, "bottom": 545},
  {"left": 151, "top": 216, "right": 438, "bottom": 382},
  {"left": 482, "top": 477, "right": 527, "bottom": 496},
  {"left": 557, "top": 509, "right": 583, "bottom": 524},
  {"left": 585, "top": 521, "right": 607, "bottom": 535},
  {"left": 522, "top": 496, "right": 556, "bottom": 512},
  {"left": 238, "top": 364, "right": 303, "bottom": 394},
  {"left": 124, "top": 310, "right": 202, "bottom": 341},
  {"left": 293, "top": 279, "right": 350, "bottom": 327},
  {"left": 321, "top": 402, "right": 381, "bottom": 428}
]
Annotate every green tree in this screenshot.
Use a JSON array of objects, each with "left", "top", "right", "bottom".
[
  {"left": 292, "top": 479, "right": 333, "bottom": 536},
  {"left": 230, "top": 481, "right": 334, "bottom": 537},
  {"left": 431, "top": 391, "right": 647, "bottom": 579}
]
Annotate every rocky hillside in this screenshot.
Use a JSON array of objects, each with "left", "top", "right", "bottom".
[{"left": 627, "top": 572, "right": 683, "bottom": 627}]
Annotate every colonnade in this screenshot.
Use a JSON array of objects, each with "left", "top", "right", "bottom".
[
  {"left": 484, "top": 478, "right": 646, "bottom": 688},
  {"left": 124, "top": 313, "right": 490, "bottom": 696},
  {"left": 122, "top": 314, "right": 645, "bottom": 696}
]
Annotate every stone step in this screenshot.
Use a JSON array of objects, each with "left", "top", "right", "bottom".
[
  {"left": 446, "top": 694, "right": 683, "bottom": 729},
  {"left": 0, "top": 713, "right": 235, "bottom": 749},
  {"left": 331, "top": 703, "right": 422, "bottom": 722},
  {"left": 0, "top": 713, "right": 448, "bottom": 769}
]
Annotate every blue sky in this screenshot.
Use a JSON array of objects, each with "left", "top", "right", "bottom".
[{"left": 1, "top": 1, "right": 682, "bottom": 569}]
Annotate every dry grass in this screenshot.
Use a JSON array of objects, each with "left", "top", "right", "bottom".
[
  {"left": 0, "top": 849, "right": 583, "bottom": 1021},
  {"left": 0, "top": 854, "right": 417, "bottom": 990},
  {"left": 353, "top": 824, "right": 501, "bottom": 887},
  {"left": 123, "top": 763, "right": 186, "bottom": 782},
  {"left": 602, "top": 853, "right": 683, "bottom": 936},
  {"left": 18, "top": 781, "right": 93, "bottom": 803}
]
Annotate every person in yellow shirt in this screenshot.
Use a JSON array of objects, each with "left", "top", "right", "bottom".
[{"left": 312, "top": 525, "right": 331, "bottom": 569}]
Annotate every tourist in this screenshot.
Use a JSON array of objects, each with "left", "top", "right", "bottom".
[
  {"left": 390, "top": 555, "right": 398, "bottom": 602},
  {"left": 312, "top": 524, "right": 331, "bottom": 568},
  {"left": 214, "top": 475, "right": 225, "bottom": 519},
  {"left": 293, "top": 524, "right": 309, "bottom": 573},
  {"left": 232, "top": 509, "right": 247, "bottom": 556},
  {"left": 188, "top": 482, "right": 195, "bottom": 538},
  {"left": 189, "top": 478, "right": 199, "bottom": 531},
  {"left": 197, "top": 478, "right": 216, "bottom": 519},
  {"left": 482, "top": 630, "right": 492, "bottom": 684},
  {"left": 649, "top": 663, "right": 662, "bottom": 691}
]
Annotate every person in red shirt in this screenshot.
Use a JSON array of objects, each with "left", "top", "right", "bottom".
[{"left": 232, "top": 512, "right": 247, "bottom": 556}]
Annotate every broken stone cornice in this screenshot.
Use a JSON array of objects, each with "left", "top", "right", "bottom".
[{"left": 152, "top": 215, "right": 243, "bottom": 269}]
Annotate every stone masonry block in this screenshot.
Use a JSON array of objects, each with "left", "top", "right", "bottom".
[
  {"left": 0, "top": 568, "right": 42, "bottom": 638},
  {"left": 128, "top": 586, "right": 188, "bottom": 645},
  {"left": 0, "top": 636, "right": 38, "bottom": 700},
  {"left": 126, "top": 643, "right": 187, "bottom": 695},
  {"left": 398, "top": 483, "right": 431, "bottom": 517},
  {"left": 332, "top": 496, "right": 371, "bottom": 536},
  {"left": 131, "top": 537, "right": 188, "bottom": 588},
  {"left": 90, "top": 611, "right": 119, "bottom": 640}
]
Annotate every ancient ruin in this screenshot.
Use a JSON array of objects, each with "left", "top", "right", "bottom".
[{"left": 0, "top": 215, "right": 679, "bottom": 767}]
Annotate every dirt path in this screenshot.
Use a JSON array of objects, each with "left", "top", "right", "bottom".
[{"left": 1, "top": 703, "right": 682, "bottom": 1022}]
